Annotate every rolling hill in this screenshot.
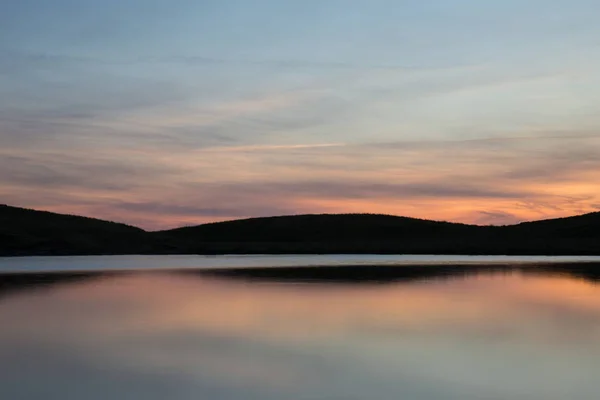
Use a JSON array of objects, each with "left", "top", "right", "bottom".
[
  {"left": 1, "top": 204, "right": 599, "bottom": 256},
  {"left": 0, "top": 204, "right": 151, "bottom": 256}
]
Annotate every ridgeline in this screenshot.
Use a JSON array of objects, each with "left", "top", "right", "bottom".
[{"left": 1, "top": 204, "right": 599, "bottom": 256}]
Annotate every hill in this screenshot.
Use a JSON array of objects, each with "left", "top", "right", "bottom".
[
  {"left": 509, "top": 212, "right": 600, "bottom": 238},
  {"left": 1, "top": 204, "right": 599, "bottom": 256},
  {"left": 154, "top": 212, "right": 600, "bottom": 255},
  {"left": 0, "top": 204, "right": 151, "bottom": 256},
  {"left": 158, "top": 213, "right": 482, "bottom": 242},
  {"left": 153, "top": 213, "right": 492, "bottom": 254}
]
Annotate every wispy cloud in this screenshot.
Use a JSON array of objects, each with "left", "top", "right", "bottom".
[
  {"left": 201, "top": 143, "right": 346, "bottom": 153},
  {"left": 3, "top": 1, "right": 600, "bottom": 228},
  {"left": 3, "top": 132, "right": 599, "bottom": 229}
]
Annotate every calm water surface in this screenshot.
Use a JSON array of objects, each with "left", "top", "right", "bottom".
[
  {"left": 2, "top": 254, "right": 600, "bottom": 273},
  {"left": 1, "top": 256, "right": 600, "bottom": 399}
]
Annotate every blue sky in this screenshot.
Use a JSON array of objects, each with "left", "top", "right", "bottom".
[{"left": 2, "top": 0, "right": 600, "bottom": 228}]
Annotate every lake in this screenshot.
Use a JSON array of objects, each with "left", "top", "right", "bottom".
[{"left": 1, "top": 255, "right": 600, "bottom": 400}]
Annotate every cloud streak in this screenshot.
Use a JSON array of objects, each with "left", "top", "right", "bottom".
[{"left": 2, "top": 134, "right": 600, "bottom": 229}]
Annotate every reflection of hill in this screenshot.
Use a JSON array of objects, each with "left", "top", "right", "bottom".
[
  {"left": 2, "top": 204, "right": 600, "bottom": 255},
  {"left": 1, "top": 263, "right": 599, "bottom": 299},
  {"left": 530, "top": 263, "right": 600, "bottom": 283},
  {"left": 0, "top": 272, "right": 115, "bottom": 298},
  {"left": 195, "top": 262, "right": 600, "bottom": 285},
  {"left": 194, "top": 264, "right": 509, "bottom": 284}
]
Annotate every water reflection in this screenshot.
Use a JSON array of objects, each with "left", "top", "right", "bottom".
[
  {"left": 195, "top": 262, "right": 600, "bottom": 284},
  {"left": 1, "top": 264, "right": 600, "bottom": 399}
]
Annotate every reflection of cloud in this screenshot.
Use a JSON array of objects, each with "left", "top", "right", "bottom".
[
  {"left": 1, "top": 271, "right": 600, "bottom": 400},
  {"left": 5, "top": 272, "right": 599, "bottom": 343}
]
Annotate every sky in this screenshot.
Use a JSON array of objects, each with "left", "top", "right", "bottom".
[{"left": 2, "top": 0, "right": 600, "bottom": 230}]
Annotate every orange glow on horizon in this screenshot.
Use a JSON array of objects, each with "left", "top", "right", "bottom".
[{"left": 4, "top": 136, "right": 600, "bottom": 230}]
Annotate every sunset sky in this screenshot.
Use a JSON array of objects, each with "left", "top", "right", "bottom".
[{"left": 2, "top": 0, "right": 600, "bottom": 229}]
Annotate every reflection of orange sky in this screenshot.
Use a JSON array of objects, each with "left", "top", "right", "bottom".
[
  {"left": 147, "top": 274, "right": 600, "bottom": 342},
  {"left": 3, "top": 272, "right": 600, "bottom": 344},
  {"left": 2, "top": 271, "right": 600, "bottom": 394}
]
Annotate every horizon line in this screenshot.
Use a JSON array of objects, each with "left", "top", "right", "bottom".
[{"left": 2, "top": 203, "right": 597, "bottom": 233}]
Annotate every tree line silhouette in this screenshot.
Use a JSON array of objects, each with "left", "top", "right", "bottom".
[{"left": 2, "top": 204, "right": 599, "bottom": 256}]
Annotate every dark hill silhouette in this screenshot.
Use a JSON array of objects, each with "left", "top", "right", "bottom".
[
  {"left": 508, "top": 212, "right": 600, "bottom": 238},
  {"left": 154, "top": 212, "right": 600, "bottom": 255},
  {"left": 0, "top": 204, "right": 151, "bottom": 256},
  {"left": 157, "top": 213, "right": 485, "bottom": 242},
  {"left": 1, "top": 204, "right": 599, "bottom": 256}
]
